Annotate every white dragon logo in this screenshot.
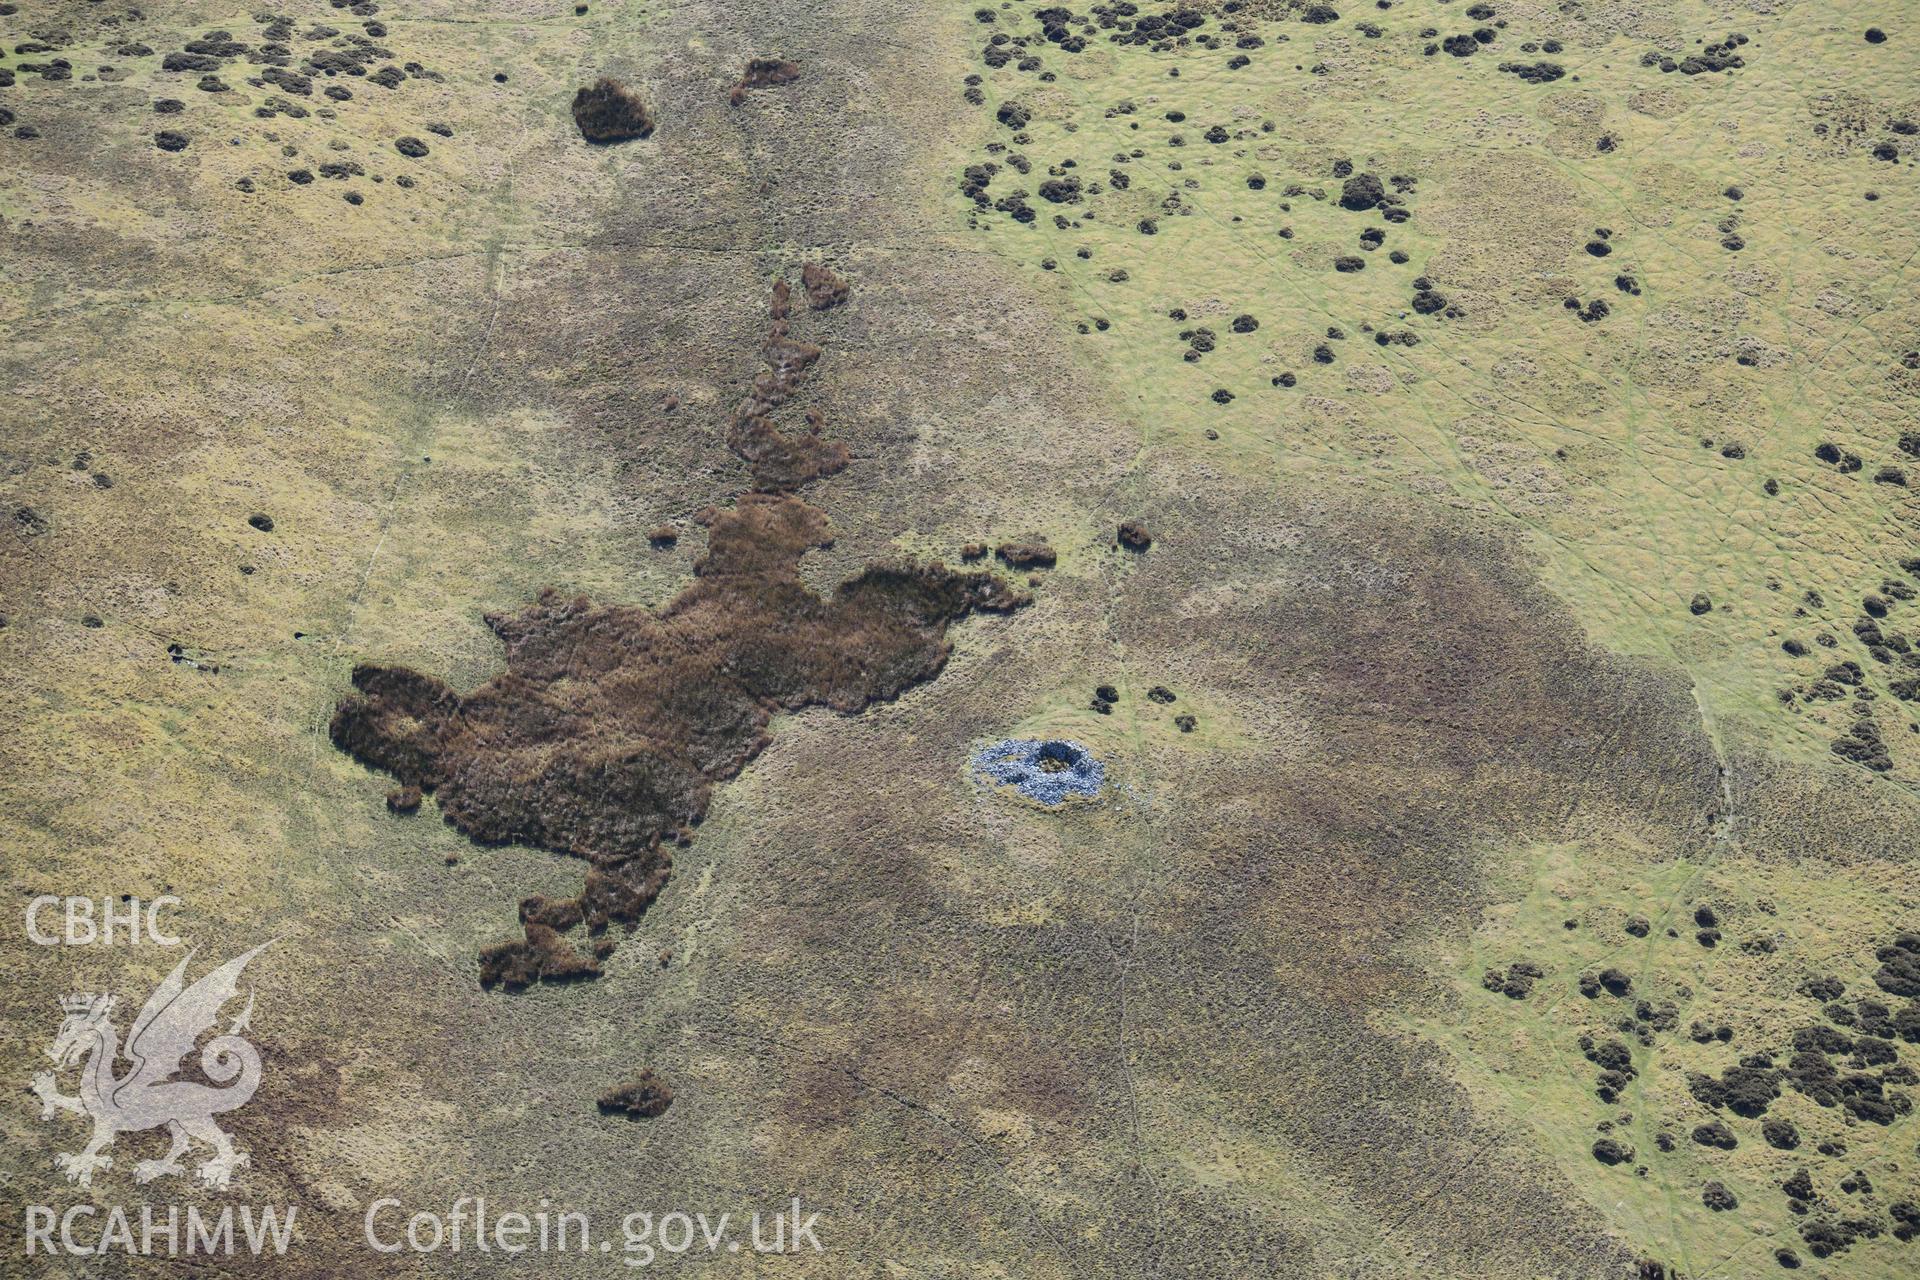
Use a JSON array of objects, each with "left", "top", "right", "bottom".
[{"left": 31, "top": 944, "right": 270, "bottom": 1189}]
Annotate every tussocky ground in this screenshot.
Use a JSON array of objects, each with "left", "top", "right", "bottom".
[{"left": 2, "top": 1, "right": 1918, "bottom": 1277}]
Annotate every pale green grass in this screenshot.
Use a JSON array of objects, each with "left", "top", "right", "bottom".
[{"left": 945, "top": 0, "right": 1920, "bottom": 778}]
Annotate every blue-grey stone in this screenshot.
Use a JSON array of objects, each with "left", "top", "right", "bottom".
[{"left": 970, "top": 738, "right": 1104, "bottom": 806}]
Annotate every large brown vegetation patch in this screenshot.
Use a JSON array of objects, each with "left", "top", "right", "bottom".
[{"left": 331, "top": 280, "right": 1028, "bottom": 986}]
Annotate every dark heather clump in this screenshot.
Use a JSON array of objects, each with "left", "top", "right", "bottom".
[
  {"left": 800, "top": 262, "right": 850, "bottom": 310},
  {"left": 1876, "top": 934, "right": 1920, "bottom": 995},
  {"left": 571, "top": 77, "right": 655, "bottom": 143},
  {"left": 731, "top": 57, "right": 799, "bottom": 104},
  {"left": 332, "top": 283, "right": 1029, "bottom": 988},
  {"left": 996, "top": 542, "right": 1057, "bottom": 569},
  {"left": 1500, "top": 60, "right": 1566, "bottom": 83},
  {"left": 1692, "top": 1120, "right": 1736, "bottom": 1149},
  {"left": 1689, "top": 1062, "right": 1782, "bottom": 1116},
  {"left": 1340, "top": 172, "right": 1386, "bottom": 211},
  {"left": 722, "top": 321, "right": 850, "bottom": 490},
  {"left": 740, "top": 57, "right": 799, "bottom": 87},
  {"left": 1592, "top": 1137, "right": 1634, "bottom": 1165},
  {"left": 596, "top": 1069, "right": 673, "bottom": 1118},
  {"left": 1797, "top": 974, "right": 1843, "bottom": 1005}
]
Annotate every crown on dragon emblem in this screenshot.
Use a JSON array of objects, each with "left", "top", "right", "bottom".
[{"left": 32, "top": 944, "right": 271, "bottom": 1190}]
